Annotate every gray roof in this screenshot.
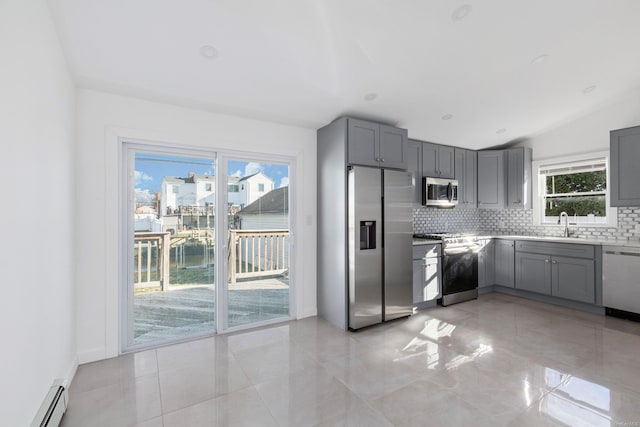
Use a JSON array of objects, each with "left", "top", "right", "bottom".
[{"left": 237, "top": 186, "right": 288, "bottom": 215}]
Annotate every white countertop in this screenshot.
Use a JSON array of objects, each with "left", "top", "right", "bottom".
[
  {"left": 412, "top": 234, "right": 640, "bottom": 247},
  {"left": 412, "top": 239, "right": 442, "bottom": 246}
]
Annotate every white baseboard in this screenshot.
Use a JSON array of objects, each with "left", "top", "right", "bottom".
[{"left": 300, "top": 307, "right": 318, "bottom": 318}]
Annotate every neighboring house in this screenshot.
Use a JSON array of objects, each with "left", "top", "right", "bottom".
[
  {"left": 160, "top": 172, "right": 215, "bottom": 214},
  {"left": 233, "top": 172, "right": 275, "bottom": 209},
  {"left": 235, "top": 186, "right": 288, "bottom": 230}
]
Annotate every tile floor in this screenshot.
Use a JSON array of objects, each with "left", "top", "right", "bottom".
[{"left": 62, "top": 292, "right": 640, "bottom": 426}]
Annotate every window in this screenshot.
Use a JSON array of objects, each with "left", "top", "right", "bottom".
[
  {"left": 258, "top": 183, "right": 265, "bottom": 192},
  {"left": 172, "top": 185, "right": 179, "bottom": 194},
  {"left": 205, "top": 183, "right": 212, "bottom": 191},
  {"left": 228, "top": 184, "right": 239, "bottom": 192},
  {"left": 533, "top": 152, "right": 617, "bottom": 226}
]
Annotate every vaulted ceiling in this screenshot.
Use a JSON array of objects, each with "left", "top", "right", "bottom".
[{"left": 49, "top": 0, "right": 640, "bottom": 149}]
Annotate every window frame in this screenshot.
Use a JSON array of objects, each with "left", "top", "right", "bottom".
[{"left": 532, "top": 151, "right": 617, "bottom": 227}]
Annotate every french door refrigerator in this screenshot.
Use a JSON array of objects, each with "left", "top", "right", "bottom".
[{"left": 347, "top": 166, "right": 413, "bottom": 330}]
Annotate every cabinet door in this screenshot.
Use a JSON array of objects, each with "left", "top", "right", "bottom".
[
  {"left": 611, "top": 126, "right": 640, "bottom": 206},
  {"left": 465, "top": 150, "right": 477, "bottom": 207},
  {"left": 515, "top": 252, "right": 551, "bottom": 294},
  {"left": 455, "top": 148, "right": 477, "bottom": 209},
  {"left": 506, "top": 148, "right": 524, "bottom": 208},
  {"left": 412, "top": 258, "right": 425, "bottom": 304},
  {"left": 477, "top": 150, "right": 505, "bottom": 209},
  {"left": 347, "top": 118, "right": 379, "bottom": 167},
  {"left": 407, "top": 139, "right": 422, "bottom": 205},
  {"left": 551, "top": 256, "right": 595, "bottom": 303},
  {"left": 379, "top": 125, "right": 408, "bottom": 170},
  {"left": 494, "top": 240, "right": 515, "bottom": 287},
  {"left": 422, "top": 142, "right": 439, "bottom": 177},
  {"left": 478, "top": 239, "right": 495, "bottom": 288},
  {"left": 438, "top": 145, "right": 455, "bottom": 179}
]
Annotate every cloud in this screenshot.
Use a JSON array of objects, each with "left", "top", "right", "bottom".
[
  {"left": 135, "top": 170, "right": 153, "bottom": 185},
  {"left": 244, "top": 162, "right": 263, "bottom": 176},
  {"left": 230, "top": 169, "right": 242, "bottom": 177},
  {"left": 279, "top": 176, "right": 289, "bottom": 188},
  {"left": 135, "top": 188, "right": 155, "bottom": 203}
]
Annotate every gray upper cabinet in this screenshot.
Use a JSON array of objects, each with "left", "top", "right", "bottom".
[
  {"left": 347, "top": 118, "right": 408, "bottom": 169},
  {"left": 477, "top": 150, "right": 505, "bottom": 209},
  {"left": 422, "top": 142, "right": 454, "bottom": 178},
  {"left": 506, "top": 147, "right": 532, "bottom": 209},
  {"left": 494, "top": 239, "right": 515, "bottom": 287},
  {"left": 610, "top": 125, "right": 640, "bottom": 206},
  {"left": 455, "top": 148, "right": 477, "bottom": 208},
  {"left": 407, "top": 139, "right": 422, "bottom": 205}
]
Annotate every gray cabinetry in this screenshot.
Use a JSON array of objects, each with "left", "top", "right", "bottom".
[
  {"left": 455, "top": 148, "right": 477, "bottom": 208},
  {"left": 514, "top": 240, "right": 599, "bottom": 304},
  {"left": 412, "top": 244, "right": 441, "bottom": 304},
  {"left": 506, "top": 148, "right": 532, "bottom": 209},
  {"left": 494, "top": 239, "right": 515, "bottom": 287},
  {"left": 477, "top": 150, "right": 505, "bottom": 209},
  {"left": 515, "top": 252, "right": 551, "bottom": 294},
  {"left": 422, "top": 142, "right": 454, "bottom": 179},
  {"left": 552, "top": 256, "right": 595, "bottom": 304},
  {"left": 610, "top": 125, "right": 640, "bottom": 206},
  {"left": 478, "top": 238, "right": 494, "bottom": 288},
  {"left": 347, "top": 118, "right": 408, "bottom": 169},
  {"left": 407, "top": 139, "right": 422, "bottom": 205}
]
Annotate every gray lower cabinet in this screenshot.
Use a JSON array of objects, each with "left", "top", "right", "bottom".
[
  {"left": 477, "top": 150, "right": 505, "bottom": 209},
  {"left": 551, "top": 256, "right": 595, "bottom": 304},
  {"left": 515, "top": 252, "right": 551, "bottom": 294},
  {"left": 347, "top": 118, "right": 408, "bottom": 169},
  {"left": 412, "top": 244, "right": 441, "bottom": 303},
  {"left": 494, "top": 239, "right": 515, "bottom": 287},
  {"left": 478, "top": 239, "right": 494, "bottom": 288},
  {"left": 514, "top": 241, "right": 598, "bottom": 304},
  {"left": 610, "top": 125, "right": 640, "bottom": 206},
  {"left": 407, "top": 139, "right": 422, "bottom": 205},
  {"left": 454, "top": 148, "right": 477, "bottom": 208},
  {"left": 422, "top": 142, "right": 454, "bottom": 179}
]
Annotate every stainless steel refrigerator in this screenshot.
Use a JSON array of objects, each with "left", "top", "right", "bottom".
[{"left": 347, "top": 166, "right": 413, "bottom": 330}]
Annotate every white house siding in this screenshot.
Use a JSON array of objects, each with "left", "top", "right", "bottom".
[
  {"left": 239, "top": 173, "right": 274, "bottom": 208},
  {"left": 238, "top": 213, "right": 288, "bottom": 230}
]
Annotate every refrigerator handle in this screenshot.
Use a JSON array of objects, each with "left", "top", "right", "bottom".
[{"left": 360, "top": 221, "right": 377, "bottom": 250}]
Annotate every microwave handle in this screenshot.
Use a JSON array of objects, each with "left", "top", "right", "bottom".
[{"left": 447, "top": 182, "right": 453, "bottom": 202}]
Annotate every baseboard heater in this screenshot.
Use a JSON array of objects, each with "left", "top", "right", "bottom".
[{"left": 31, "top": 379, "right": 68, "bottom": 427}]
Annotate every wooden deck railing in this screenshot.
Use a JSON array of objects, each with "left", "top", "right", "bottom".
[
  {"left": 134, "top": 232, "right": 171, "bottom": 289},
  {"left": 228, "top": 230, "right": 289, "bottom": 283}
]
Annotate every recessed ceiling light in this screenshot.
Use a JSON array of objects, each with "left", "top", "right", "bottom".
[
  {"left": 364, "top": 93, "right": 377, "bottom": 101},
  {"left": 199, "top": 45, "right": 218, "bottom": 59},
  {"left": 442, "top": 114, "right": 453, "bottom": 120},
  {"left": 531, "top": 54, "right": 549, "bottom": 65},
  {"left": 451, "top": 4, "right": 472, "bottom": 22},
  {"left": 496, "top": 128, "right": 507, "bottom": 134},
  {"left": 582, "top": 85, "right": 597, "bottom": 94}
]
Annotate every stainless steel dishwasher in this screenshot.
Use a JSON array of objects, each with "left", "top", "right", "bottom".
[{"left": 603, "top": 245, "right": 640, "bottom": 320}]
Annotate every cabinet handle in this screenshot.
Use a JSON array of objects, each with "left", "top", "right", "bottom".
[
  {"left": 375, "top": 157, "right": 380, "bottom": 162},
  {"left": 380, "top": 158, "right": 385, "bottom": 162},
  {"left": 552, "top": 260, "right": 557, "bottom": 264},
  {"left": 545, "top": 259, "right": 550, "bottom": 263}
]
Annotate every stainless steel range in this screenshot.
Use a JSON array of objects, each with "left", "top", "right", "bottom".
[{"left": 414, "top": 233, "right": 481, "bottom": 306}]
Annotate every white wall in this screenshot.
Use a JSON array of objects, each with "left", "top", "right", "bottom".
[
  {"left": 519, "top": 87, "right": 640, "bottom": 160},
  {"left": 0, "top": 1, "right": 77, "bottom": 425},
  {"left": 76, "top": 89, "right": 317, "bottom": 363}
]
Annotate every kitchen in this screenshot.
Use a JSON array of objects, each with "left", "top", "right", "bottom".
[{"left": 9, "top": 1, "right": 640, "bottom": 426}]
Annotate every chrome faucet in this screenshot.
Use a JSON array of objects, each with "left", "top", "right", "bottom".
[{"left": 559, "top": 211, "right": 570, "bottom": 237}]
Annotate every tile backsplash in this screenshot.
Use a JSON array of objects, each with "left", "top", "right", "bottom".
[{"left": 413, "top": 206, "right": 640, "bottom": 241}]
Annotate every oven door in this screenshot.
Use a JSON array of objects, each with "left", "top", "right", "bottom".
[{"left": 441, "top": 246, "right": 478, "bottom": 296}]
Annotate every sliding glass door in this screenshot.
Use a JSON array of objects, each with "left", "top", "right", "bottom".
[
  {"left": 123, "top": 144, "right": 292, "bottom": 351},
  {"left": 226, "top": 159, "right": 290, "bottom": 328}
]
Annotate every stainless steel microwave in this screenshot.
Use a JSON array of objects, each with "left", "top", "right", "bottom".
[{"left": 422, "top": 177, "right": 458, "bottom": 207}]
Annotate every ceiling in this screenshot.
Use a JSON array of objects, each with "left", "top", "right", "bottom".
[{"left": 48, "top": 0, "right": 640, "bottom": 149}]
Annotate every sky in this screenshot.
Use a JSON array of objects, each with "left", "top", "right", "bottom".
[{"left": 134, "top": 153, "right": 289, "bottom": 203}]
